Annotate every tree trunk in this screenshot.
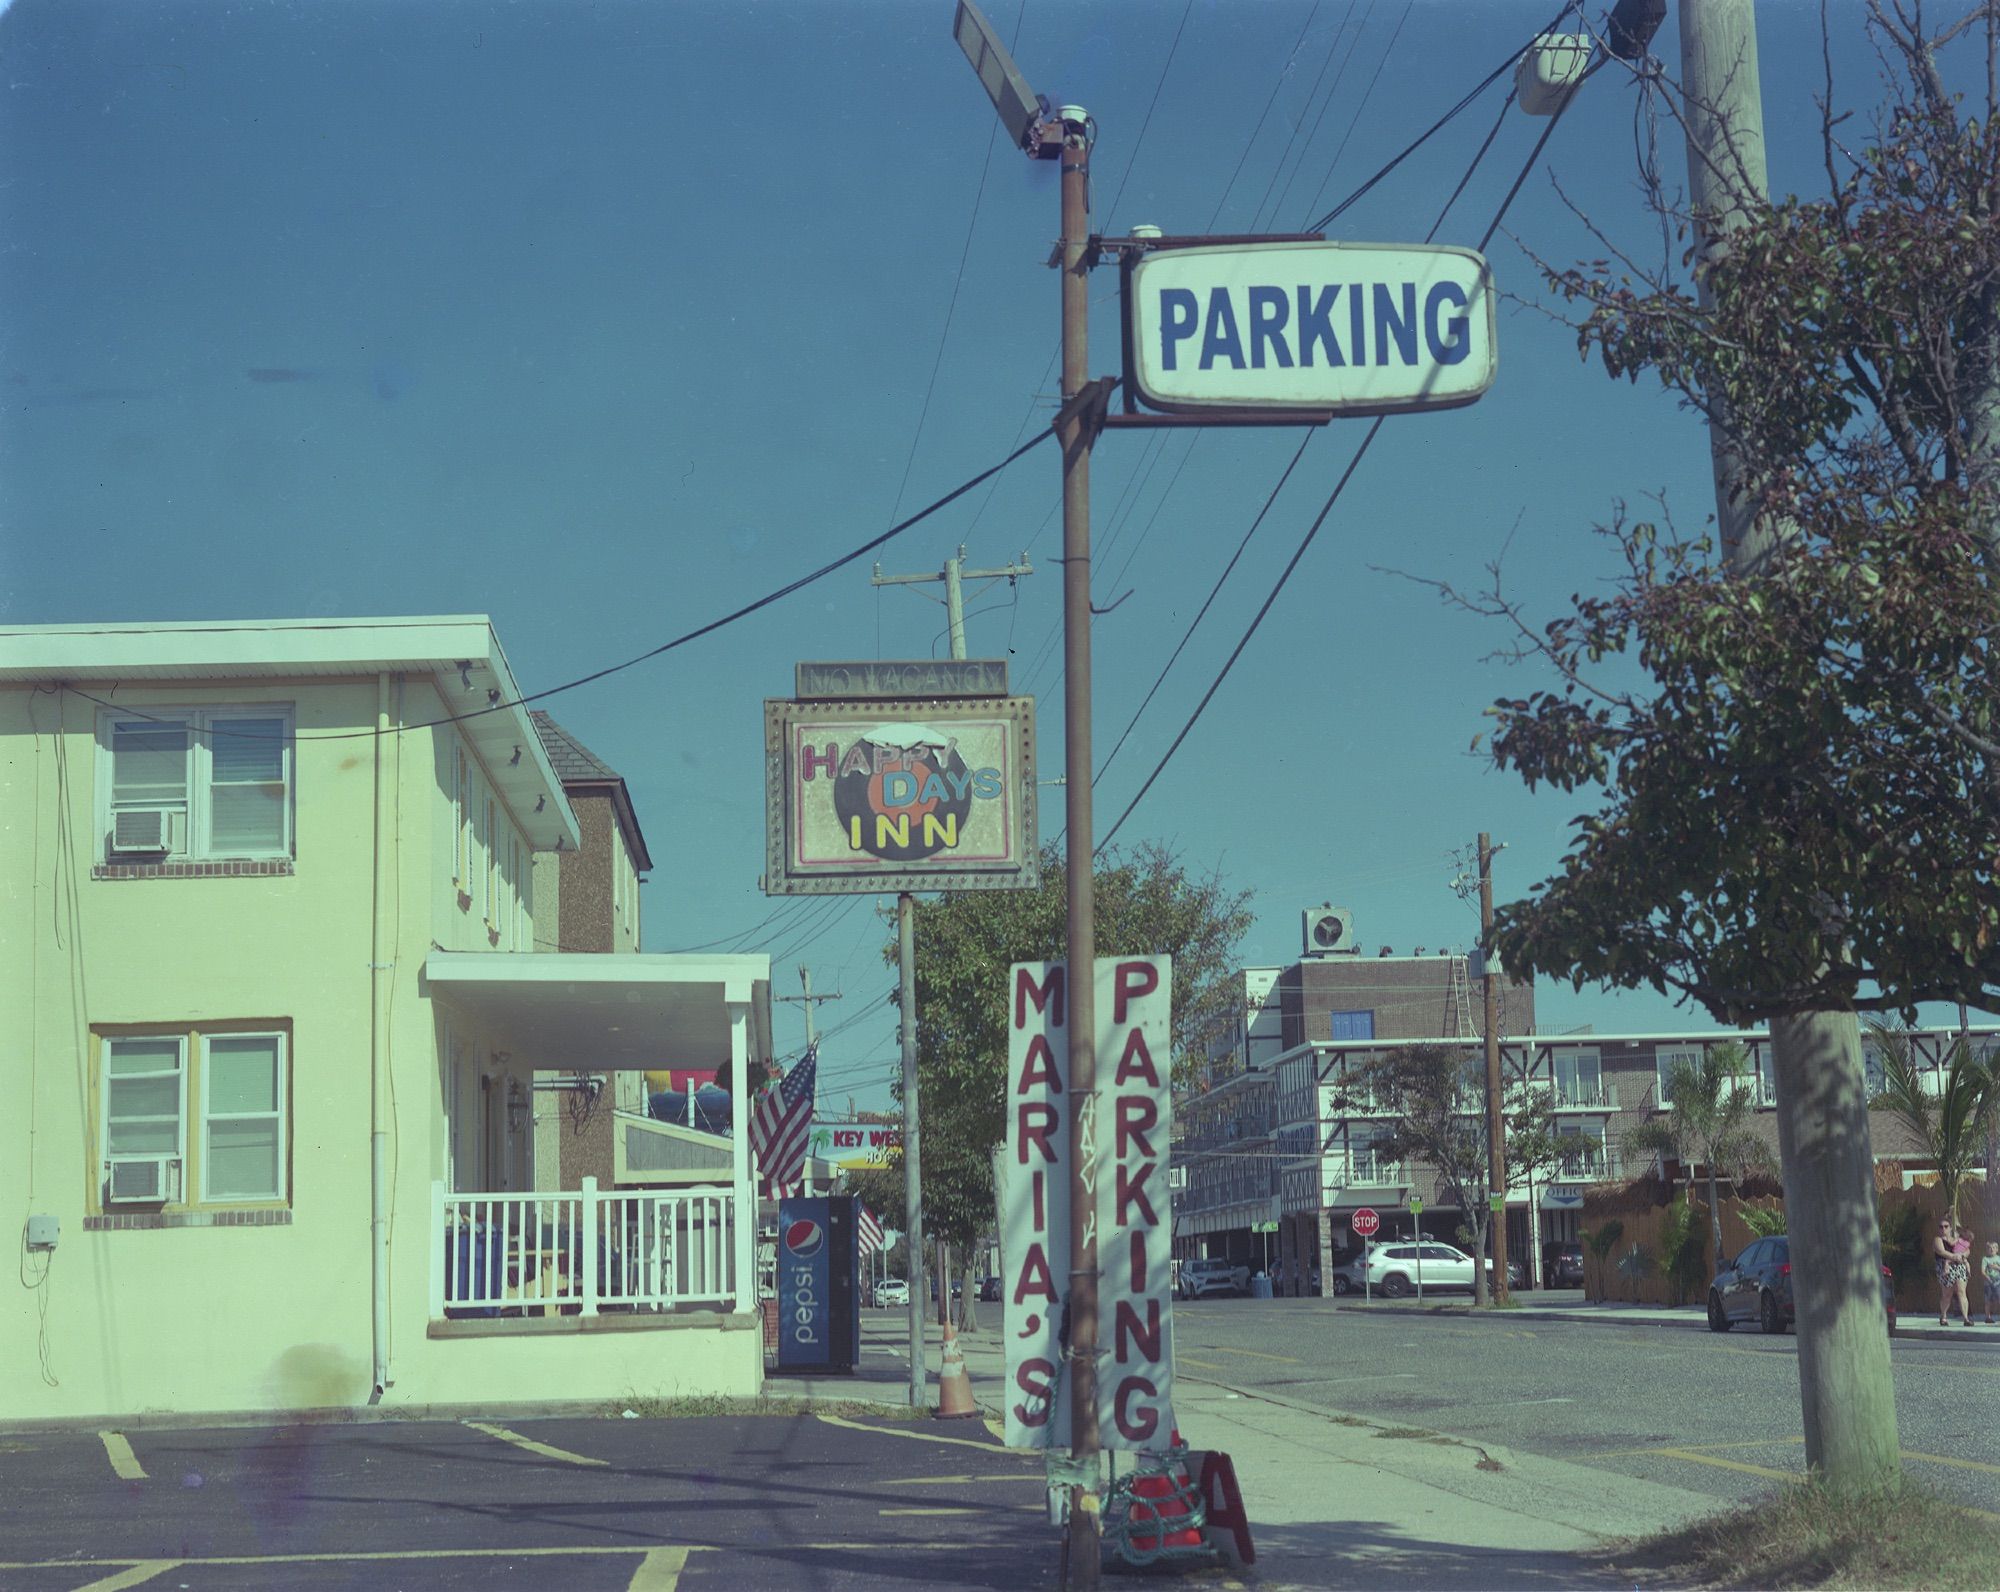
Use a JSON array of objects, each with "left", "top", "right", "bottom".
[
  {"left": 1706, "top": 1161, "right": 1725, "bottom": 1273},
  {"left": 1770, "top": 1011, "right": 1902, "bottom": 1489},
  {"left": 1470, "top": 1206, "right": 1490, "bottom": 1307}
]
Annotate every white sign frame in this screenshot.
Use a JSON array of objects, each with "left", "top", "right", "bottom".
[{"left": 1127, "top": 240, "right": 1497, "bottom": 417}]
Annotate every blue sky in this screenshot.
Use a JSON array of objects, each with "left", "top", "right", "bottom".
[{"left": 0, "top": 1, "right": 1954, "bottom": 1109}]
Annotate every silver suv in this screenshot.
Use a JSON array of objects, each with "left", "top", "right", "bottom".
[{"left": 1177, "top": 1257, "right": 1250, "bottom": 1299}]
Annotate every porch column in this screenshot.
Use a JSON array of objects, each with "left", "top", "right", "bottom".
[{"left": 728, "top": 1002, "right": 756, "bottom": 1314}]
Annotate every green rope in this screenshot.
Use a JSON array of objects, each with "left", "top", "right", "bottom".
[{"left": 1103, "top": 1436, "right": 1211, "bottom": 1568}]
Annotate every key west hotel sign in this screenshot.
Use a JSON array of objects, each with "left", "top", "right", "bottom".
[{"left": 1123, "top": 240, "right": 1496, "bottom": 418}]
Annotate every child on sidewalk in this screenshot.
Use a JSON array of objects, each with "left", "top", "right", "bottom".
[{"left": 1983, "top": 1241, "right": 2000, "bottom": 1326}]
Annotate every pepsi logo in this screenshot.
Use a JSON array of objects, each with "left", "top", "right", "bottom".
[{"left": 785, "top": 1219, "right": 824, "bottom": 1259}]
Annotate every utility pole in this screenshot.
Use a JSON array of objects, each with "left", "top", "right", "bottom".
[
  {"left": 873, "top": 548, "right": 1034, "bottom": 1398},
  {"left": 1054, "top": 99, "right": 1104, "bottom": 1590},
  {"left": 1678, "top": 0, "right": 1898, "bottom": 1486},
  {"left": 774, "top": 964, "right": 842, "bottom": 1051},
  {"left": 872, "top": 547, "right": 1034, "bottom": 658},
  {"left": 1479, "top": 834, "right": 1508, "bottom": 1305},
  {"left": 897, "top": 894, "right": 925, "bottom": 1410}
]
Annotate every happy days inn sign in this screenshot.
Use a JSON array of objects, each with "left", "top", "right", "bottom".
[{"left": 1124, "top": 240, "right": 1496, "bottom": 418}]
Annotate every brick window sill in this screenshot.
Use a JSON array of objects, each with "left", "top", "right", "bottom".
[
  {"left": 93, "top": 859, "right": 295, "bottom": 881},
  {"left": 84, "top": 1209, "right": 293, "bottom": 1231}
]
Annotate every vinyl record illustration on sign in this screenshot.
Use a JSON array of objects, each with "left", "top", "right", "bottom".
[{"left": 829, "top": 723, "right": 978, "bottom": 863}]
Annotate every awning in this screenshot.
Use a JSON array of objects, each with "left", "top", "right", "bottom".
[{"left": 423, "top": 952, "right": 773, "bottom": 1072}]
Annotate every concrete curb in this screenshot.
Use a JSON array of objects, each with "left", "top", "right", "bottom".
[{"left": 1331, "top": 1300, "right": 2000, "bottom": 1346}]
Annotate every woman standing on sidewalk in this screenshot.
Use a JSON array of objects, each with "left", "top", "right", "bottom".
[{"left": 1932, "top": 1218, "right": 1973, "bottom": 1326}]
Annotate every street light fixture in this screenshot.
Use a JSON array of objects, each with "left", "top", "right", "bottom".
[{"left": 952, "top": 0, "right": 1061, "bottom": 158}]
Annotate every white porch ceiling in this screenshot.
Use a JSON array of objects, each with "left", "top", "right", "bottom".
[{"left": 424, "top": 952, "right": 772, "bottom": 1071}]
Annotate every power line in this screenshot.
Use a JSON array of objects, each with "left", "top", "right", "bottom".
[
  {"left": 1206, "top": 0, "right": 1324, "bottom": 232},
  {"left": 1101, "top": 0, "right": 1197, "bottom": 232},
  {"left": 1097, "top": 55, "right": 1589, "bottom": 855},
  {"left": 1287, "top": 0, "right": 1414, "bottom": 226},
  {"left": 63, "top": 426, "right": 1056, "bottom": 745}
]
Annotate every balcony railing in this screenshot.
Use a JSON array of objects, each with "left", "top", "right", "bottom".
[
  {"left": 1551, "top": 1083, "right": 1615, "bottom": 1110},
  {"left": 431, "top": 1176, "right": 736, "bottom": 1320},
  {"left": 1330, "top": 1152, "right": 1404, "bottom": 1187}
]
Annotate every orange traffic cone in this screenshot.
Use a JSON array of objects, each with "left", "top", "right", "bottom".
[
  {"left": 1126, "top": 1430, "right": 1204, "bottom": 1555},
  {"left": 934, "top": 1320, "right": 978, "bottom": 1419}
]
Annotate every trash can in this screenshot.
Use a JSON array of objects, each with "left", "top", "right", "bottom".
[{"left": 1250, "top": 1274, "right": 1273, "bottom": 1300}]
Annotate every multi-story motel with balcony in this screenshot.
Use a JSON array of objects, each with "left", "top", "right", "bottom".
[{"left": 1174, "top": 906, "right": 1994, "bottom": 1292}]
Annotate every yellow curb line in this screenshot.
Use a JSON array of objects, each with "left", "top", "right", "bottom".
[{"left": 74, "top": 1563, "right": 177, "bottom": 1592}]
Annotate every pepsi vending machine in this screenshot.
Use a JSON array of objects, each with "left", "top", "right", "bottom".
[{"left": 775, "top": 1195, "right": 861, "bottom": 1372}]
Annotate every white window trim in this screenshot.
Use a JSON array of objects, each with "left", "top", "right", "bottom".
[
  {"left": 101, "top": 1034, "right": 189, "bottom": 1190},
  {"left": 199, "top": 1031, "right": 289, "bottom": 1204},
  {"left": 1655, "top": 1046, "right": 1703, "bottom": 1108},
  {"left": 1552, "top": 1047, "right": 1602, "bottom": 1106},
  {"left": 98, "top": 705, "right": 296, "bottom": 862}
]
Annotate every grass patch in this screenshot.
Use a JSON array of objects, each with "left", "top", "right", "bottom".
[
  {"left": 1372, "top": 1425, "right": 1451, "bottom": 1444},
  {"left": 607, "top": 1392, "right": 932, "bottom": 1423},
  {"left": 1605, "top": 1477, "right": 2000, "bottom": 1589}
]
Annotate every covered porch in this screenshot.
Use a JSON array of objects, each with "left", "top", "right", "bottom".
[{"left": 420, "top": 952, "right": 771, "bottom": 1330}]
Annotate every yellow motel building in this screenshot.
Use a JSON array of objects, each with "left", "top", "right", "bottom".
[{"left": 0, "top": 616, "right": 773, "bottom": 1423}]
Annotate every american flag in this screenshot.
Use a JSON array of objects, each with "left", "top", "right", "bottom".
[
  {"left": 857, "top": 1203, "right": 884, "bottom": 1258},
  {"left": 750, "top": 1040, "right": 818, "bottom": 1197}
]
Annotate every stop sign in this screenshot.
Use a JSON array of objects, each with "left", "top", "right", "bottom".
[{"left": 1350, "top": 1208, "right": 1380, "bottom": 1238}]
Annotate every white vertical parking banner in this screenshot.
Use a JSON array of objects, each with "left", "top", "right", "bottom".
[
  {"left": 1003, "top": 956, "right": 1175, "bottom": 1452},
  {"left": 1097, "top": 955, "right": 1174, "bottom": 1450}
]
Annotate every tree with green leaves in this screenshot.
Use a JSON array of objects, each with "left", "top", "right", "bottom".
[
  {"left": 1426, "top": 3, "right": 2000, "bottom": 1489},
  {"left": 1867, "top": 1022, "right": 1999, "bottom": 1224},
  {"left": 1622, "top": 1040, "right": 1769, "bottom": 1271},
  {"left": 1501, "top": 1061, "right": 1570, "bottom": 1289},
  {"left": 887, "top": 840, "right": 1253, "bottom": 1327},
  {"left": 1349, "top": 1045, "right": 1568, "bottom": 1301}
]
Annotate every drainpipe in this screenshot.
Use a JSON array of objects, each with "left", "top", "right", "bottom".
[{"left": 370, "top": 672, "right": 394, "bottom": 1402}]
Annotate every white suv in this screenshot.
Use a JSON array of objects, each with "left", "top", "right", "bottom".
[
  {"left": 1177, "top": 1257, "right": 1250, "bottom": 1299},
  {"left": 1358, "top": 1242, "right": 1478, "bottom": 1297}
]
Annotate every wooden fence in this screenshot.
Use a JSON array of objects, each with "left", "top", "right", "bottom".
[{"left": 1577, "top": 1167, "right": 1992, "bottom": 1314}]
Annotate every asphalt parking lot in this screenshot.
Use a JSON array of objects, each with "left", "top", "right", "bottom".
[{"left": 0, "top": 1411, "right": 1061, "bottom": 1591}]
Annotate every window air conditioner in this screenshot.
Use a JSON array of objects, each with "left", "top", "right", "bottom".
[
  {"left": 111, "top": 808, "right": 174, "bottom": 855},
  {"left": 107, "top": 1155, "right": 177, "bottom": 1203}
]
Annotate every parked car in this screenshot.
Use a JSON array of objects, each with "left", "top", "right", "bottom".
[
  {"left": 1177, "top": 1257, "right": 1250, "bottom": 1299},
  {"left": 1543, "top": 1242, "right": 1585, "bottom": 1289},
  {"left": 1705, "top": 1235, "right": 1897, "bottom": 1335},
  {"left": 977, "top": 1276, "right": 1002, "bottom": 1302},
  {"left": 1351, "top": 1242, "right": 1485, "bottom": 1298},
  {"left": 873, "top": 1278, "right": 909, "bottom": 1308},
  {"left": 1327, "top": 1247, "right": 1377, "bottom": 1296}
]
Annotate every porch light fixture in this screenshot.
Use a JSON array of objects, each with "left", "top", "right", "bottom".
[{"left": 506, "top": 1077, "right": 528, "bottom": 1133}]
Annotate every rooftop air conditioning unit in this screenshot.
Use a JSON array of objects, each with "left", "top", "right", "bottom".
[
  {"left": 1302, "top": 906, "right": 1356, "bottom": 958},
  {"left": 106, "top": 1155, "right": 177, "bottom": 1203},
  {"left": 110, "top": 807, "right": 174, "bottom": 855}
]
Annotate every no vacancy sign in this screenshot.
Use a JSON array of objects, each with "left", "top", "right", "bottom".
[{"left": 1003, "top": 955, "right": 1174, "bottom": 1451}]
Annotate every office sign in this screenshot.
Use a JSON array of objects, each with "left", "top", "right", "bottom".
[
  {"left": 795, "top": 658, "right": 1009, "bottom": 699},
  {"left": 764, "top": 697, "right": 1038, "bottom": 895},
  {"left": 1127, "top": 241, "right": 1495, "bottom": 417},
  {"left": 1003, "top": 956, "right": 1176, "bottom": 1451}
]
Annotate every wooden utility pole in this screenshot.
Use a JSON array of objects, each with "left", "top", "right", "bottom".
[
  {"left": 1678, "top": 0, "right": 1899, "bottom": 1486},
  {"left": 872, "top": 547, "right": 1034, "bottom": 658},
  {"left": 1056, "top": 100, "right": 1103, "bottom": 1589},
  {"left": 1479, "top": 834, "right": 1508, "bottom": 1304}
]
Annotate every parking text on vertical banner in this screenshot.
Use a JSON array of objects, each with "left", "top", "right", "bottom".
[
  {"left": 1004, "top": 960, "right": 1071, "bottom": 1449},
  {"left": 1097, "top": 955, "right": 1174, "bottom": 1449}
]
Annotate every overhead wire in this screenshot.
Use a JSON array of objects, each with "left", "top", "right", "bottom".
[
  {"left": 62, "top": 426, "right": 1056, "bottom": 745},
  {"left": 1205, "top": 0, "right": 1325, "bottom": 232},
  {"left": 1096, "top": 38, "right": 1592, "bottom": 856},
  {"left": 1100, "top": 0, "right": 1197, "bottom": 232},
  {"left": 1288, "top": 0, "right": 1414, "bottom": 225}
]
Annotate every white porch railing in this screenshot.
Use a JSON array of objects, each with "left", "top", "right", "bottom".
[{"left": 430, "top": 1176, "right": 736, "bottom": 1320}]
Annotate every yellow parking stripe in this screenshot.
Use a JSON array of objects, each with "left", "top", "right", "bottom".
[
  {"left": 884, "top": 1473, "right": 1043, "bottom": 1485},
  {"left": 462, "top": 1421, "right": 607, "bottom": 1467},
  {"left": 881, "top": 1507, "right": 981, "bottom": 1516},
  {"left": 813, "top": 1412, "right": 1004, "bottom": 1453},
  {"left": 97, "top": 1431, "right": 146, "bottom": 1481},
  {"left": 1587, "top": 1436, "right": 1803, "bottom": 1460},
  {"left": 1216, "top": 1346, "right": 1300, "bottom": 1364},
  {"left": 626, "top": 1546, "right": 688, "bottom": 1591},
  {"left": 75, "top": 1564, "right": 176, "bottom": 1592},
  {"left": 1901, "top": 1449, "right": 2000, "bottom": 1477},
  {"left": 1178, "top": 1355, "right": 1225, "bottom": 1370},
  {"left": 1648, "top": 1447, "right": 1798, "bottom": 1481}
]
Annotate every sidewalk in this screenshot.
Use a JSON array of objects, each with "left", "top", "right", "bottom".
[{"left": 805, "top": 1314, "right": 1714, "bottom": 1588}]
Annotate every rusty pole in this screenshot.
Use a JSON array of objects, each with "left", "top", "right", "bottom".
[
  {"left": 1057, "top": 104, "right": 1101, "bottom": 1589},
  {"left": 1481, "top": 833, "right": 1509, "bottom": 1304}
]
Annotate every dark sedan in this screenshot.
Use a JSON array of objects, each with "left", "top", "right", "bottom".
[
  {"left": 1544, "top": 1243, "right": 1585, "bottom": 1289},
  {"left": 1707, "top": 1235, "right": 1897, "bottom": 1334}
]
